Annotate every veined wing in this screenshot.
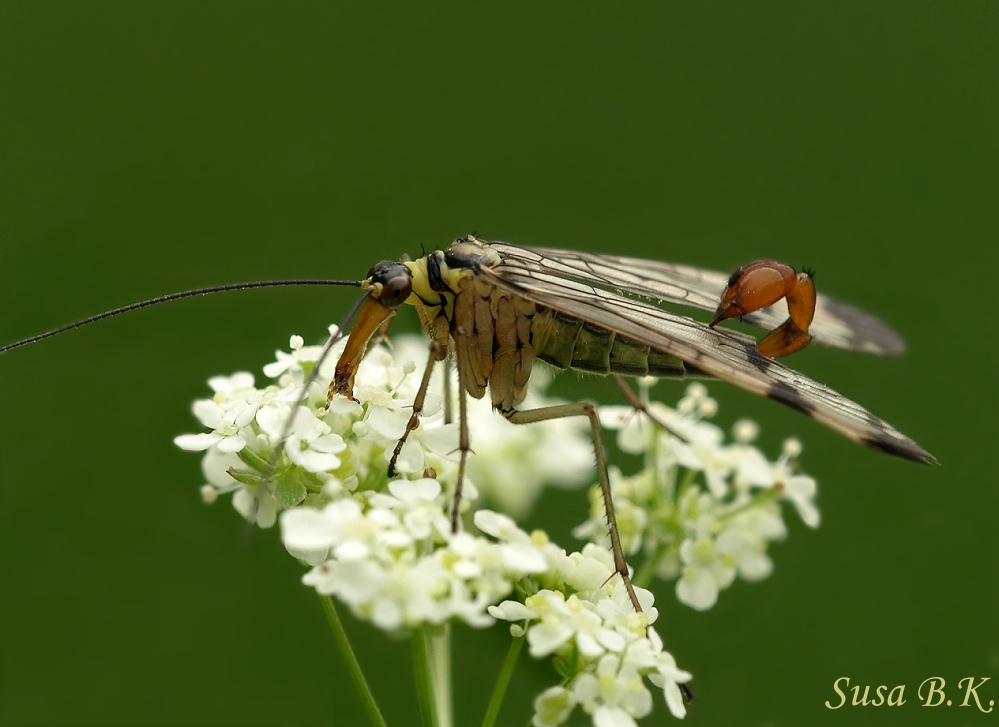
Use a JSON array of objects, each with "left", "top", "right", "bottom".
[
  {"left": 487, "top": 242, "right": 905, "bottom": 356},
  {"left": 477, "top": 244, "right": 932, "bottom": 463}
]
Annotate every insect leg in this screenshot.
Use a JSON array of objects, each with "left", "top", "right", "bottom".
[
  {"left": 442, "top": 355, "right": 453, "bottom": 425},
  {"left": 613, "top": 376, "right": 689, "bottom": 443},
  {"left": 501, "top": 402, "right": 644, "bottom": 614},
  {"left": 387, "top": 340, "right": 444, "bottom": 477},
  {"left": 450, "top": 338, "right": 471, "bottom": 534}
]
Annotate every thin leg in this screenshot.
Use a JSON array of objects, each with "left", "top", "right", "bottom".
[
  {"left": 388, "top": 340, "right": 443, "bottom": 477},
  {"left": 442, "top": 355, "right": 453, "bottom": 425},
  {"left": 503, "top": 401, "right": 643, "bottom": 614},
  {"left": 613, "top": 375, "right": 688, "bottom": 443},
  {"left": 450, "top": 344, "right": 471, "bottom": 533}
]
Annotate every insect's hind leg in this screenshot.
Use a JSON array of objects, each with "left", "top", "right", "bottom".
[{"left": 501, "top": 401, "right": 644, "bottom": 615}]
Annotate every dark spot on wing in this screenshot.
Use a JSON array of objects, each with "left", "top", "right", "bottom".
[
  {"left": 767, "top": 382, "right": 817, "bottom": 417},
  {"left": 861, "top": 436, "right": 937, "bottom": 465},
  {"left": 742, "top": 343, "right": 774, "bottom": 374}
]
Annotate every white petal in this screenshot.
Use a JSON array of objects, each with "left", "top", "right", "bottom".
[
  {"left": 593, "top": 706, "right": 638, "bottom": 727},
  {"left": 616, "top": 416, "right": 650, "bottom": 455},
  {"left": 280, "top": 507, "right": 339, "bottom": 550},
  {"left": 532, "top": 685, "right": 576, "bottom": 727},
  {"left": 173, "top": 432, "right": 223, "bottom": 451},
  {"left": 255, "top": 405, "right": 287, "bottom": 437},
  {"left": 209, "top": 372, "right": 255, "bottom": 393},
  {"left": 389, "top": 438, "right": 424, "bottom": 473},
  {"left": 648, "top": 673, "right": 687, "bottom": 719},
  {"left": 572, "top": 673, "right": 600, "bottom": 703},
  {"left": 201, "top": 448, "right": 242, "bottom": 489},
  {"left": 309, "top": 432, "right": 347, "bottom": 454},
  {"left": 676, "top": 569, "right": 718, "bottom": 611},
  {"left": 474, "top": 510, "right": 526, "bottom": 542},
  {"left": 575, "top": 632, "right": 604, "bottom": 658},
  {"left": 291, "top": 407, "right": 321, "bottom": 439},
  {"left": 389, "top": 478, "right": 441, "bottom": 502},
  {"left": 288, "top": 444, "right": 341, "bottom": 473},
  {"left": 328, "top": 395, "right": 362, "bottom": 415},
  {"left": 285, "top": 543, "right": 332, "bottom": 566},
  {"left": 371, "top": 598, "right": 403, "bottom": 630},
  {"left": 785, "top": 476, "right": 820, "bottom": 528},
  {"left": 597, "top": 628, "right": 626, "bottom": 653},
  {"left": 193, "top": 399, "right": 225, "bottom": 429},
  {"left": 487, "top": 601, "right": 537, "bottom": 621},
  {"left": 233, "top": 403, "right": 259, "bottom": 428},
  {"left": 527, "top": 619, "right": 575, "bottom": 657},
  {"left": 255, "top": 493, "right": 278, "bottom": 528},
  {"left": 216, "top": 435, "right": 247, "bottom": 453},
  {"left": 452, "top": 559, "right": 482, "bottom": 579},
  {"left": 335, "top": 541, "right": 372, "bottom": 562},
  {"left": 501, "top": 543, "right": 549, "bottom": 574},
  {"left": 263, "top": 352, "right": 295, "bottom": 378},
  {"left": 333, "top": 560, "right": 385, "bottom": 604},
  {"left": 738, "top": 550, "right": 773, "bottom": 581},
  {"left": 421, "top": 423, "right": 461, "bottom": 459},
  {"left": 737, "top": 449, "right": 776, "bottom": 486},
  {"left": 419, "top": 391, "right": 442, "bottom": 417},
  {"left": 301, "top": 562, "right": 338, "bottom": 594},
  {"left": 366, "top": 406, "right": 408, "bottom": 440}
]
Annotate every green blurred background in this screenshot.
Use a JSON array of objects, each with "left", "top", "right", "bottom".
[{"left": 1, "top": 2, "right": 996, "bottom": 725}]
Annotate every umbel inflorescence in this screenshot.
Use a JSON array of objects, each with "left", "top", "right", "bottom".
[{"left": 175, "top": 328, "right": 819, "bottom": 726}]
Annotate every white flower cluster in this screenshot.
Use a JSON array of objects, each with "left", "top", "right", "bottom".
[
  {"left": 175, "top": 329, "right": 824, "bottom": 726},
  {"left": 488, "top": 538, "right": 692, "bottom": 725},
  {"left": 576, "top": 380, "right": 820, "bottom": 611},
  {"left": 175, "top": 332, "right": 592, "bottom": 529}
]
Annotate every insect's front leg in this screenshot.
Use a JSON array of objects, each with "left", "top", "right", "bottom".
[
  {"left": 450, "top": 333, "right": 471, "bottom": 534},
  {"left": 500, "top": 401, "right": 644, "bottom": 615},
  {"left": 387, "top": 339, "right": 445, "bottom": 477}
]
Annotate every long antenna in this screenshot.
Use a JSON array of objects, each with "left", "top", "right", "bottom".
[
  {"left": 244, "top": 289, "right": 371, "bottom": 529},
  {"left": 0, "top": 279, "right": 362, "bottom": 353}
]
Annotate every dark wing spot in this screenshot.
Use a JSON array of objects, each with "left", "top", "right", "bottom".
[
  {"left": 744, "top": 346, "right": 774, "bottom": 374},
  {"left": 767, "top": 382, "right": 817, "bottom": 417},
  {"left": 861, "top": 435, "right": 938, "bottom": 465}
]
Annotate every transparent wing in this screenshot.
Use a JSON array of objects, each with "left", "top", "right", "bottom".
[
  {"left": 477, "top": 243, "right": 931, "bottom": 463},
  {"left": 487, "top": 242, "right": 905, "bottom": 355}
]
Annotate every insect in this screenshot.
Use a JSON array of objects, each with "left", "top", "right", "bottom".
[{"left": 1, "top": 235, "right": 933, "bottom": 615}]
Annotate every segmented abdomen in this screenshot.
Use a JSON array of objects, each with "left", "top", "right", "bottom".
[{"left": 531, "top": 310, "right": 690, "bottom": 379}]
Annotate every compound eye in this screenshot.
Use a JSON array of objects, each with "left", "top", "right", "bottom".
[{"left": 379, "top": 273, "right": 412, "bottom": 309}]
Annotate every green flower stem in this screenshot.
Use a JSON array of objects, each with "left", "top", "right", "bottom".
[
  {"left": 318, "top": 595, "right": 388, "bottom": 727},
  {"left": 674, "top": 467, "right": 698, "bottom": 505},
  {"left": 480, "top": 634, "right": 526, "bottom": 727},
  {"left": 719, "top": 487, "right": 779, "bottom": 522},
  {"left": 633, "top": 542, "right": 669, "bottom": 589},
  {"left": 429, "top": 625, "right": 453, "bottom": 727},
  {"left": 413, "top": 627, "right": 441, "bottom": 727}
]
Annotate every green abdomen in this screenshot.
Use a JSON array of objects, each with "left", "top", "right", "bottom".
[{"left": 532, "top": 310, "right": 691, "bottom": 379}]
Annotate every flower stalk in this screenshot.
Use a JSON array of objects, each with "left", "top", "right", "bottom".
[
  {"left": 319, "top": 595, "right": 388, "bottom": 727},
  {"left": 480, "top": 634, "right": 525, "bottom": 727}
]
